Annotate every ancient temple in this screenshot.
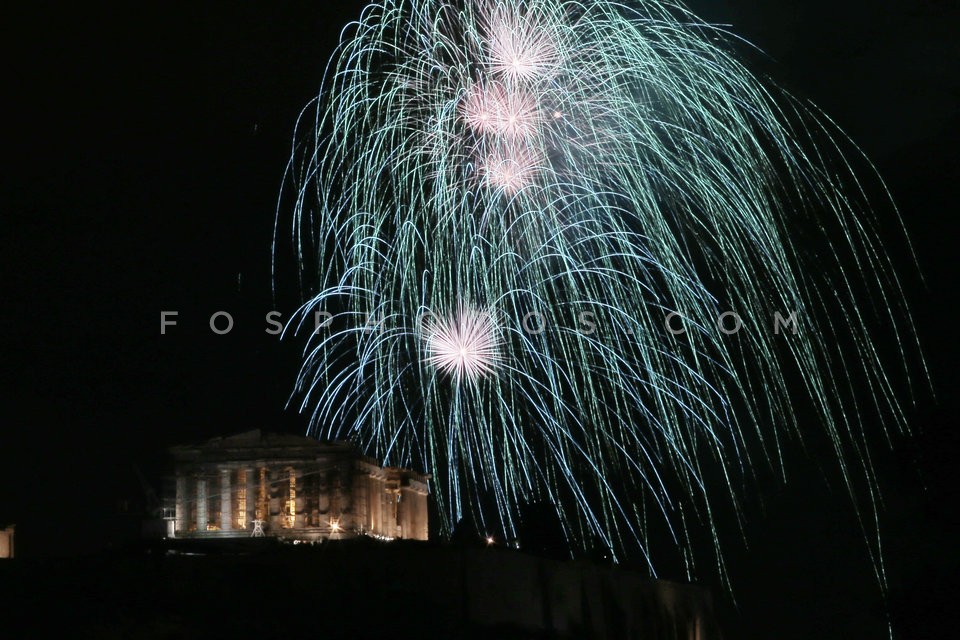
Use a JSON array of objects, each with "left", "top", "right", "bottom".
[{"left": 165, "top": 430, "right": 429, "bottom": 542}]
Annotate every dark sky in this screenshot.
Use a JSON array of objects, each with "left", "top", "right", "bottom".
[{"left": 3, "top": 2, "right": 958, "bottom": 638}]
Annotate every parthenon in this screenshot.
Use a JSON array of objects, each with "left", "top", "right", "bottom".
[{"left": 165, "top": 430, "right": 429, "bottom": 541}]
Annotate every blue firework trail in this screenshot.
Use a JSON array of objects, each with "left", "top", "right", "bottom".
[{"left": 275, "top": 0, "right": 925, "bottom": 583}]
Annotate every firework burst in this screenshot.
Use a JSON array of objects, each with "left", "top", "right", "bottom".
[
  {"left": 277, "top": 0, "right": 923, "bottom": 584},
  {"left": 462, "top": 82, "right": 541, "bottom": 139},
  {"left": 484, "top": 4, "right": 563, "bottom": 82},
  {"left": 424, "top": 304, "right": 502, "bottom": 384},
  {"left": 480, "top": 143, "right": 542, "bottom": 195}
]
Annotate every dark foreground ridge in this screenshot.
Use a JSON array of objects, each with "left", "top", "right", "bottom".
[{"left": 0, "top": 537, "right": 720, "bottom": 639}]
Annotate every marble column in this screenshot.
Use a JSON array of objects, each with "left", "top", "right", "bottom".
[
  {"left": 196, "top": 475, "right": 208, "bottom": 531},
  {"left": 220, "top": 468, "right": 232, "bottom": 531},
  {"left": 247, "top": 467, "right": 258, "bottom": 528},
  {"left": 295, "top": 468, "right": 306, "bottom": 528},
  {"left": 175, "top": 474, "right": 187, "bottom": 535}
]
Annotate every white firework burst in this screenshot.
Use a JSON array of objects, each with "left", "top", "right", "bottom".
[
  {"left": 483, "top": 4, "right": 562, "bottom": 82},
  {"left": 424, "top": 304, "right": 501, "bottom": 384}
]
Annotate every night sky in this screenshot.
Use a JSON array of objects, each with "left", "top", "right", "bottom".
[{"left": 3, "top": 2, "right": 958, "bottom": 638}]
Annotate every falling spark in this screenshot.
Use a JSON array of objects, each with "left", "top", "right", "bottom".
[{"left": 277, "top": 0, "right": 924, "bottom": 584}]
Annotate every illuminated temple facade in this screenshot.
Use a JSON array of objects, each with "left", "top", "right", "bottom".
[{"left": 165, "top": 430, "right": 429, "bottom": 542}]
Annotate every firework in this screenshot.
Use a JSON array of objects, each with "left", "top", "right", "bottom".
[
  {"left": 423, "top": 303, "right": 502, "bottom": 384},
  {"left": 277, "top": 0, "right": 922, "bottom": 583}
]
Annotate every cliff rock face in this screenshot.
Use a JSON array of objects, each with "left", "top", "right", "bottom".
[{"left": 0, "top": 540, "right": 720, "bottom": 639}]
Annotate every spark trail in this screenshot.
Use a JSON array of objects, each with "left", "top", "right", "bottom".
[{"left": 276, "top": 0, "right": 923, "bottom": 583}]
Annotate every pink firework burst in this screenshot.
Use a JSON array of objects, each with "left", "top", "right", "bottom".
[
  {"left": 483, "top": 6, "right": 561, "bottom": 82},
  {"left": 424, "top": 304, "right": 501, "bottom": 383},
  {"left": 461, "top": 82, "right": 541, "bottom": 139},
  {"left": 480, "top": 144, "right": 541, "bottom": 195},
  {"left": 461, "top": 82, "right": 502, "bottom": 136},
  {"left": 497, "top": 87, "right": 540, "bottom": 138}
]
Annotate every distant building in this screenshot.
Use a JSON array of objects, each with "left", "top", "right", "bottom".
[
  {"left": 164, "top": 430, "right": 429, "bottom": 542},
  {"left": 0, "top": 525, "right": 13, "bottom": 559}
]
